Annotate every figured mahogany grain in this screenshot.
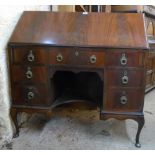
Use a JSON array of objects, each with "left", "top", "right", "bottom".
[{"left": 9, "top": 11, "right": 148, "bottom": 49}]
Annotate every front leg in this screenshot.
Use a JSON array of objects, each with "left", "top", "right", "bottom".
[
  {"left": 10, "top": 108, "right": 19, "bottom": 138},
  {"left": 135, "top": 116, "right": 145, "bottom": 148}
]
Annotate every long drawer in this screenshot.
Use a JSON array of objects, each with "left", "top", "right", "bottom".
[{"left": 49, "top": 47, "right": 105, "bottom": 68}]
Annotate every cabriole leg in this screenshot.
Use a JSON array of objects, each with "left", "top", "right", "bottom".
[{"left": 135, "top": 116, "right": 145, "bottom": 148}]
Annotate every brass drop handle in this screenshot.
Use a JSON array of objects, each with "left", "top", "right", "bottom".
[
  {"left": 27, "top": 50, "right": 35, "bottom": 62},
  {"left": 27, "top": 91, "right": 34, "bottom": 100},
  {"left": 26, "top": 67, "right": 33, "bottom": 79},
  {"left": 121, "top": 71, "right": 128, "bottom": 84},
  {"left": 120, "top": 96, "right": 127, "bottom": 105},
  {"left": 56, "top": 54, "right": 63, "bottom": 62},
  {"left": 120, "top": 53, "right": 127, "bottom": 65},
  {"left": 90, "top": 55, "right": 97, "bottom": 64},
  {"left": 122, "top": 75, "right": 128, "bottom": 84}
]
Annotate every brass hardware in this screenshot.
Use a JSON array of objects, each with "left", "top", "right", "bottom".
[
  {"left": 122, "top": 76, "right": 128, "bottom": 84},
  {"left": 120, "top": 96, "right": 127, "bottom": 105},
  {"left": 27, "top": 91, "right": 34, "bottom": 100},
  {"left": 120, "top": 53, "right": 127, "bottom": 65},
  {"left": 26, "top": 67, "right": 33, "bottom": 79},
  {"left": 75, "top": 51, "right": 79, "bottom": 56},
  {"left": 27, "top": 50, "right": 34, "bottom": 62},
  {"left": 122, "top": 71, "right": 128, "bottom": 84},
  {"left": 90, "top": 55, "right": 97, "bottom": 63},
  {"left": 56, "top": 54, "right": 63, "bottom": 62}
]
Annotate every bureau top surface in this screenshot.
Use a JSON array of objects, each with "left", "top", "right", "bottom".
[{"left": 9, "top": 11, "right": 148, "bottom": 49}]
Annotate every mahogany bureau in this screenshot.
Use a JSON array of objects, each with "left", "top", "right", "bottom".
[{"left": 8, "top": 12, "right": 149, "bottom": 148}]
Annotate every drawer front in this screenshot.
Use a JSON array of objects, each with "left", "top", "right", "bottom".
[
  {"left": 105, "top": 69, "right": 144, "bottom": 87},
  {"left": 105, "top": 50, "right": 144, "bottom": 67},
  {"left": 49, "top": 47, "right": 105, "bottom": 68},
  {"left": 12, "top": 47, "right": 48, "bottom": 64},
  {"left": 12, "top": 85, "right": 50, "bottom": 107},
  {"left": 104, "top": 88, "right": 144, "bottom": 112},
  {"left": 11, "top": 66, "right": 48, "bottom": 83}
]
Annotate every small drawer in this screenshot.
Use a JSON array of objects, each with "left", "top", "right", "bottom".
[
  {"left": 12, "top": 46, "right": 48, "bottom": 64},
  {"left": 49, "top": 47, "right": 105, "bottom": 68},
  {"left": 11, "top": 66, "right": 48, "bottom": 83},
  {"left": 105, "top": 50, "right": 144, "bottom": 67},
  {"left": 12, "top": 85, "right": 51, "bottom": 107},
  {"left": 105, "top": 68, "right": 144, "bottom": 87},
  {"left": 104, "top": 88, "right": 144, "bottom": 112}
]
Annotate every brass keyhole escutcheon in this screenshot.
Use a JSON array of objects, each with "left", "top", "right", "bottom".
[
  {"left": 26, "top": 67, "right": 33, "bottom": 79},
  {"left": 75, "top": 51, "right": 79, "bottom": 56}
]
